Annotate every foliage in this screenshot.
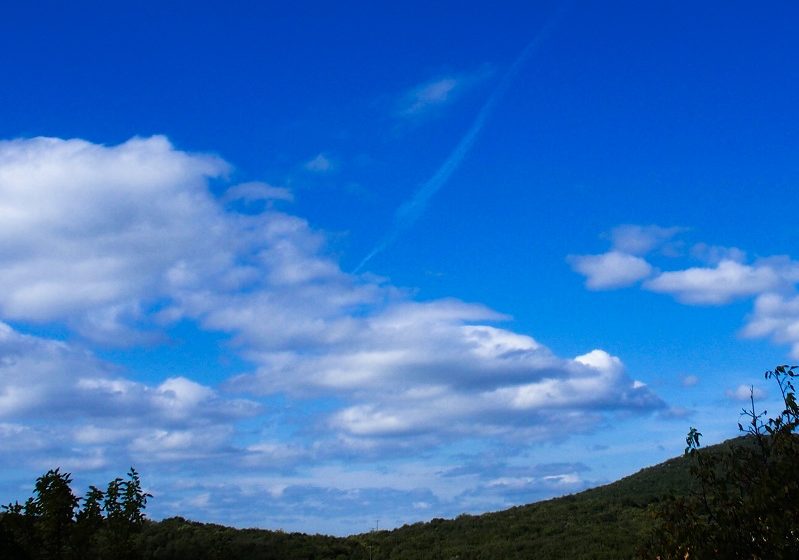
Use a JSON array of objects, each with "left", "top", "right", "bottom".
[
  {"left": 642, "top": 365, "right": 799, "bottom": 559},
  {"left": 136, "top": 517, "right": 357, "bottom": 560},
  {"left": 0, "top": 467, "right": 151, "bottom": 560},
  {"left": 132, "top": 455, "right": 698, "bottom": 560}
]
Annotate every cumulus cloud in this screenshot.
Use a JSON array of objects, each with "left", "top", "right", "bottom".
[
  {"left": 644, "top": 259, "right": 791, "bottom": 305},
  {"left": 0, "top": 320, "right": 259, "bottom": 474},
  {"left": 573, "top": 225, "right": 799, "bottom": 356},
  {"left": 742, "top": 293, "right": 799, "bottom": 358},
  {"left": 569, "top": 224, "right": 690, "bottom": 289},
  {"left": 323, "top": 347, "right": 660, "bottom": 445},
  {"left": 0, "top": 137, "right": 663, "bottom": 449},
  {"left": 690, "top": 243, "right": 746, "bottom": 265},
  {"left": 224, "top": 291, "right": 663, "bottom": 445},
  {"left": 568, "top": 251, "right": 653, "bottom": 289},
  {"left": 725, "top": 384, "right": 765, "bottom": 402},
  {"left": 0, "top": 136, "right": 233, "bottom": 340},
  {"left": 0, "top": 137, "right": 667, "bottom": 531},
  {"left": 0, "top": 321, "right": 258, "bottom": 424}
]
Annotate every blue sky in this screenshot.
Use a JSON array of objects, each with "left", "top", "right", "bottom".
[{"left": 1, "top": 0, "right": 798, "bottom": 535}]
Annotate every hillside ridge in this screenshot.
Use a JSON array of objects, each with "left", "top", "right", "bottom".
[{"left": 136, "top": 437, "right": 749, "bottom": 559}]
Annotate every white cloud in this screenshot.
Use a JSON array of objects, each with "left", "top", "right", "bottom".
[
  {"left": 324, "top": 345, "right": 661, "bottom": 443},
  {"left": 690, "top": 243, "right": 746, "bottom": 265},
  {"left": 725, "top": 384, "right": 765, "bottom": 402},
  {"left": 0, "top": 136, "right": 233, "bottom": 340},
  {"left": 742, "top": 293, "right": 799, "bottom": 358},
  {"left": 0, "top": 318, "right": 258, "bottom": 435},
  {"left": 0, "top": 137, "right": 663, "bottom": 449},
  {"left": 644, "top": 259, "right": 788, "bottom": 305},
  {"left": 568, "top": 251, "right": 653, "bottom": 289},
  {"left": 0, "top": 137, "right": 668, "bottom": 530},
  {"left": 573, "top": 225, "right": 799, "bottom": 356}
]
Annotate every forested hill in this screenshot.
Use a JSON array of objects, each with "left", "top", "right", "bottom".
[{"left": 135, "top": 439, "right": 712, "bottom": 560}]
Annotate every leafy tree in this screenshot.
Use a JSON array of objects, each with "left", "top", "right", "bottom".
[
  {"left": 642, "top": 365, "right": 799, "bottom": 559},
  {"left": 102, "top": 468, "right": 151, "bottom": 559},
  {"left": 31, "top": 468, "right": 79, "bottom": 560},
  {"left": 0, "top": 467, "right": 150, "bottom": 560},
  {"left": 74, "top": 485, "right": 104, "bottom": 559}
]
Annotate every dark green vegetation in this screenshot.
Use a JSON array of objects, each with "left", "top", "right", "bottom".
[
  {"left": 352, "top": 453, "right": 696, "bottom": 560},
  {"left": 0, "top": 443, "right": 699, "bottom": 559},
  {"left": 2, "top": 366, "right": 797, "bottom": 559},
  {"left": 642, "top": 365, "right": 799, "bottom": 559},
  {"left": 130, "top": 452, "right": 697, "bottom": 560},
  {"left": 1, "top": 468, "right": 150, "bottom": 560}
]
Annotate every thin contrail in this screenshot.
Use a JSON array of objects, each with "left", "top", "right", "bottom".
[{"left": 354, "top": 7, "right": 569, "bottom": 274}]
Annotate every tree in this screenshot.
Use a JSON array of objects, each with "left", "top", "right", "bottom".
[
  {"left": 0, "top": 467, "right": 150, "bottom": 560},
  {"left": 642, "top": 365, "right": 799, "bottom": 559},
  {"left": 31, "top": 469, "right": 79, "bottom": 560},
  {"left": 74, "top": 485, "right": 104, "bottom": 559},
  {"left": 101, "top": 468, "right": 151, "bottom": 559}
]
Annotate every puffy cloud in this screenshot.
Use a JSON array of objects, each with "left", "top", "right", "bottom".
[
  {"left": 0, "top": 137, "right": 668, "bottom": 530},
  {"left": 690, "top": 243, "right": 746, "bottom": 265},
  {"left": 0, "top": 137, "right": 663, "bottom": 450},
  {"left": 324, "top": 346, "right": 661, "bottom": 444},
  {"left": 644, "top": 259, "right": 790, "bottom": 305},
  {"left": 725, "top": 384, "right": 765, "bottom": 402},
  {"left": 742, "top": 293, "right": 799, "bottom": 358},
  {"left": 219, "top": 283, "right": 663, "bottom": 445},
  {"left": 572, "top": 225, "right": 799, "bottom": 357},
  {"left": 0, "top": 320, "right": 259, "bottom": 472},
  {"left": 0, "top": 136, "right": 233, "bottom": 340},
  {"left": 569, "top": 224, "right": 688, "bottom": 290},
  {"left": 568, "top": 251, "right": 653, "bottom": 289}
]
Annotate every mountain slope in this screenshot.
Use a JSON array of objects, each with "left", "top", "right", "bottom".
[
  {"left": 138, "top": 439, "right": 723, "bottom": 559},
  {"left": 361, "top": 448, "right": 698, "bottom": 560}
]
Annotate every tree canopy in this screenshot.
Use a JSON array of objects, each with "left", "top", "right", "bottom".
[
  {"left": 642, "top": 365, "right": 799, "bottom": 559},
  {"left": 1, "top": 467, "right": 150, "bottom": 560}
]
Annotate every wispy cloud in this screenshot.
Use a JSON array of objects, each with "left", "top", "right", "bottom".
[
  {"left": 607, "top": 224, "right": 686, "bottom": 256},
  {"left": 223, "top": 181, "right": 293, "bottom": 203},
  {"left": 357, "top": 7, "right": 570, "bottom": 273},
  {"left": 304, "top": 153, "right": 334, "bottom": 173},
  {"left": 398, "top": 76, "right": 460, "bottom": 116},
  {"left": 681, "top": 375, "right": 699, "bottom": 387},
  {"left": 395, "top": 68, "right": 492, "bottom": 118}
]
